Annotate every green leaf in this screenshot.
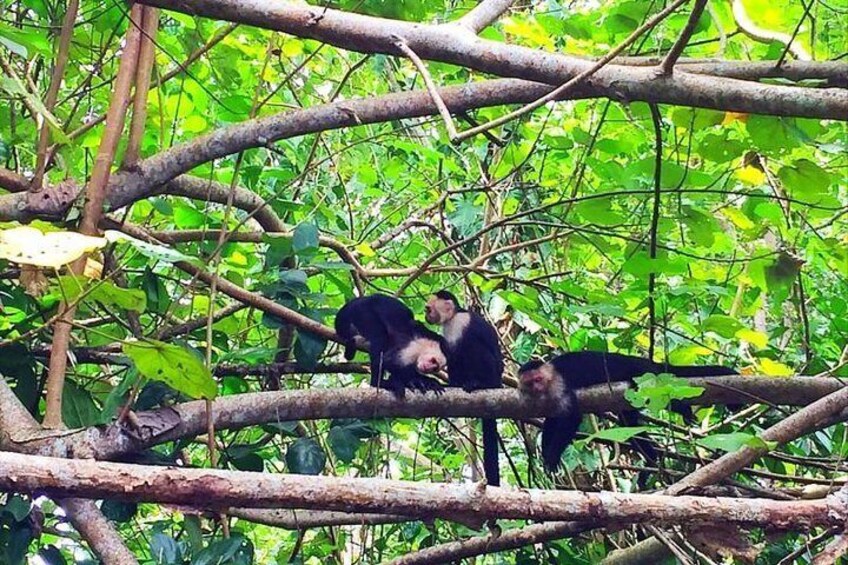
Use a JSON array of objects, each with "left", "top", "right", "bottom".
[
  {"left": 2, "top": 495, "right": 32, "bottom": 522},
  {"left": 293, "top": 222, "right": 319, "bottom": 253},
  {"left": 62, "top": 380, "right": 101, "bottom": 428},
  {"left": 0, "top": 75, "right": 70, "bottom": 144},
  {"left": 123, "top": 340, "right": 217, "bottom": 400},
  {"left": 328, "top": 425, "right": 361, "bottom": 463},
  {"left": 574, "top": 199, "right": 624, "bottom": 226},
  {"left": 193, "top": 535, "right": 253, "bottom": 565},
  {"left": 0, "top": 22, "right": 52, "bottom": 57},
  {"left": 294, "top": 330, "right": 327, "bottom": 369},
  {"left": 150, "top": 532, "right": 181, "bottom": 565},
  {"left": 778, "top": 159, "right": 833, "bottom": 202},
  {"left": 625, "top": 373, "right": 704, "bottom": 416},
  {"left": 697, "top": 432, "right": 769, "bottom": 453},
  {"left": 95, "top": 283, "right": 147, "bottom": 312},
  {"left": 582, "top": 426, "right": 651, "bottom": 444},
  {"left": 230, "top": 452, "right": 264, "bottom": 472},
  {"left": 704, "top": 315, "right": 743, "bottom": 339},
  {"left": 286, "top": 437, "right": 326, "bottom": 475}
]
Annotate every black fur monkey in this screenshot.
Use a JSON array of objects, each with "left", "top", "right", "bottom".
[
  {"left": 425, "top": 290, "right": 503, "bottom": 487},
  {"left": 518, "top": 351, "right": 737, "bottom": 473},
  {"left": 335, "top": 294, "right": 447, "bottom": 397}
]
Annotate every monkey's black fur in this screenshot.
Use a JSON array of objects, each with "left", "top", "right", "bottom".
[
  {"left": 433, "top": 290, "right": 504, "bottom": 487},
  {"left": 520, "top": 351, "right": 737, "bottom": 475},
  {"left": 335, "top": 294, "right": 445, "bottom": 397}
]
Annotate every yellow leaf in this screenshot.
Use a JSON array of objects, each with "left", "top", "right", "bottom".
[
  {"left": 722, "top": 111, "right": 749, "bottom": 125},
  {"left": 736, "top": 165, "right": 766, "bottom": 185},
  {"left": 736, "top": 328, "right": 768, "bottom": 349},
  {"left": 84, "top": 258, "right": 103, "bottom": 279},
  {"left": 355, "top": 242, "right": 376, "bottom": 257},
  {"left": 0, "top": 227, "right": 107, "bottom": 268},
  {"left": 722, "top": 207, "right": 756, "bottom": 230},
  {"left": 759, "top": 358, "right": 794, "bottom": 377}
]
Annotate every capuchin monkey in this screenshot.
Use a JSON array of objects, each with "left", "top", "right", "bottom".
[
  {"left": 335, "top": 294, "right": 447, "bottom": 397},
  {"left": 425, "top": 290, "right": 504, "bottom": 487},
  {"left": 518, "top": 351, "right": 738, "bottom": 477}
]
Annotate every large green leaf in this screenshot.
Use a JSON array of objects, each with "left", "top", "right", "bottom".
[{"left": 123, "top": 340, "right": 217, "bottom": 400}]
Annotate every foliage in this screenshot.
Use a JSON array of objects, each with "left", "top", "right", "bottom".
[{"left": 0, "top": 0, "right": 846, "bottom": 562}]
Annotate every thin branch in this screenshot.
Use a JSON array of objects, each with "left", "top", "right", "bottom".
[
  {"left": 456, "top": 0, "right": 515, "bottom": 33},
  {"left": 42, "top": 4, "right": 144, "bottom": 429},
  {"left": 732, "top": 0, "right": 811, "bottom": 61},
  {"left": 647, "top": 103, "right": 663, "bottom": 360},
  {"left": 453, "top": 0, "right": 690, "bottom": 141},
  {"left": 393, "top": 37, "right": 458, "bottom": 140},
  {"left": 31, "top": 0, "right": 80, "bottom": 190},
  {"left": 66, "top": 22, "right": 238, "bottom": 143},
  {"left": 230, "top": 508, "right": 412, "bottom": 529},
  {"left": 386, "top": 521, "right": 595, "bottom": 565},
  {"left": 660, "top": 0, "right": 709, "bottom": 74},
  {"left": 124, "top": 7, "right": 160, "bottom": 168}
]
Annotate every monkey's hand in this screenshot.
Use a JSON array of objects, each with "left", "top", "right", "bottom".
[{"left": 409, "top": 376, "right": 445, "bottom": 395}]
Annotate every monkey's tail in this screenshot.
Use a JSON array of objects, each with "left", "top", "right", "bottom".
[
  {"left": 481, "top": 418, "right": 500, "bottom": 487},
  {"left": 541, "top": 388, "right": 581, "bottom": 472}
]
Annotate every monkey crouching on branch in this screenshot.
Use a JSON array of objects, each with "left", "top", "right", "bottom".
[
  {"left": 335, "top": 294, "right": 447, "bottom": 398},
  {"left": 425, "top": 290, "right": 504, "bottom": 487},
  {"left": 518, "top": 351, "right": 738, "bottom": 477}
]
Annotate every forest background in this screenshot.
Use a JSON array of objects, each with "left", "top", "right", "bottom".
[{"left": 0, "top": 0, "right": 846, "bottom": 563}]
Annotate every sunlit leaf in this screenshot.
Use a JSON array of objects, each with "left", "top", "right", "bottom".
[{"left": 123, "top": 340, "right": 217, "bottom": 399}]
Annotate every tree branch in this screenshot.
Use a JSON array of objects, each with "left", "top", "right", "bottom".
[
  {"left": 0, "top": 450, "right": 843, "bottom": 529},
  {"left": 456, "top": 0, "right": 515, "bottom": 33},
  {"left": 3, "top": 374, "right": 844, "bottom": 462},
  {"left": 134, "top": 0, "right": 848, "bottom": 119},
  {"left": 660, "top": 0, "right": 709, "bottom": 75}
]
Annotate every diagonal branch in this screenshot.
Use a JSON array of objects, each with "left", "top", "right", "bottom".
[
  {"left": 660, "top": 0, "right": 709, "bottom": 74},
  {"left": 394, "top": 38, "right": 458, "bottom": 140},
  {"left": 454, "top": 0, "right": 689, "bottom": 140},
  {"left": 456, "top": 0, "right": 515, "bottom": 34}
]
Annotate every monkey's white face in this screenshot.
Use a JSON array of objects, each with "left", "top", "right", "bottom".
[
  {"left": 399, "top": 337, "right": 447, "bottom": 374},
  {"left": 424, "top": 296, "right": 456, "bottom": 324},
  {"left": 518, "top": 364, "right": 558, "bottom": 396}
]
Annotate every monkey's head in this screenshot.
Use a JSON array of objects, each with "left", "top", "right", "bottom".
[
  {"left": 416, "top": 339, "right": 447, "bottom": 374},
  {"left": 517, "top": 360, "right": 560, "bottom": 396},
  {"left": 424, "top": 290, "right": 459, "bottom": 324},
  {"left": 399, "top": 337, "right": 447, "bottom": 374}
]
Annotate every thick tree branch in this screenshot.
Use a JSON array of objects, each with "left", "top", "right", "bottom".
[
  {"left": 135, "top": 0, "right": 848, "bottom": 120},
  {"left": 0, "top": 353, "right": 137, "bottom": 562},
  {"left": 0, "top": 167, "right": 29, "bottom": 193},
  {"left": 2, "top": 374, "right": 843, "bottom": 462},
  {"left": 0, "top": 451, "right": 844, "bottom": 529},
  {"left": 605, "top": 376, "right": 848, "bottom": 565}
]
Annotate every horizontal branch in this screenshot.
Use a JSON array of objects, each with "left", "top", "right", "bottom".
[
  {"left": 137, "top": 0, "right": 848, "bottom": 120},
  {"left": 2, "top": 374, "right": 842, "bottom": 462},
  {"left": 229, "top": 508, "right": 412, "bottom": 529},
  {"left": 0, "top": 451, "right": 842, "bottom": 529}
]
